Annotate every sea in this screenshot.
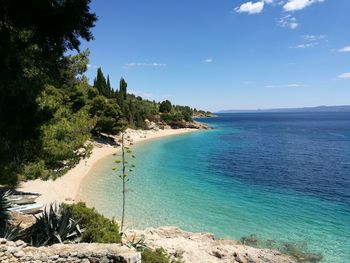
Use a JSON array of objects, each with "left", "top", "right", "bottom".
[{"left": 79, "top": 112, "right": 350, "bottom": 263}]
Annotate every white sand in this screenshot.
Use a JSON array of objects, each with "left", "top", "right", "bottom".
[{"left": 19, "top": 128, "right": 197, "bottom": 206}]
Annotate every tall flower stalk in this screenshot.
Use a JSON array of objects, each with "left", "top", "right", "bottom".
[{"left": 113, "top": 132, "right": 135, "bottom": 234}]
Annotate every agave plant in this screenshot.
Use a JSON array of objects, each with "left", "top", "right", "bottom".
[
  {"left": 0, "top": 190, "right": 13, "bottom": 233},
  {"left": 3, "top": 223, "right": 22, "bottom": 241},
  {"left": 125, "top": 233, "right": 148, "bottom": 251},
  {"left": 29, "top": 203, "right": 83, "bottom": 246},
  {"left": 0, "top": 190, "right": 22, "bottom": 240},
  {"left": 0, "top": 190, "right": 12, "bottom": 227}
]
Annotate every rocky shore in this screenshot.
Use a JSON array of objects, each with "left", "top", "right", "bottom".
[
  {"left": 0, "top": 226, "right": 297, "bottom": 263},
  {"left": 125, "top": 226, "right": 296, "bottom": 263}
]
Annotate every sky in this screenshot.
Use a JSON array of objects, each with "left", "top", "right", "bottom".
[{"left": 80, "top": 0, "right": 350, "bottom": 112}]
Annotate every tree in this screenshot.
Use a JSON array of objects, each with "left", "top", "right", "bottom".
[
  {"left": 119, "top": 78, "right": 128, "bottom": 101},
  {"left": 89, "top": 96, "right": 126, "bottom": 135},
  {"left": 159, "top": 100, "right": 172, "bottom": 113},
  {"left": 93, "top": 68, "right": 107, "bottom": 95},
  {"left": 0, "top": 0, "right": 97, "bottom": 185},
  {"left": 106, "top": 75, "right": 112, "bottom": 98}
]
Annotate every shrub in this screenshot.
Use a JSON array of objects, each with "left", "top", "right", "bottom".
[
  {"left": 22, "top": 160, "right": 50, "bottom": 180},
  {"left": 63, "top": 202, "right": 121, "bottom": 243},
  {"left": 142, "top": 248, "right": 170, "bottom": 263}
]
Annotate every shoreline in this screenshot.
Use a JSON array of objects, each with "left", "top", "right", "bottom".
[{"left": 20, "top": 128, "right": 198, "bottom": 206}]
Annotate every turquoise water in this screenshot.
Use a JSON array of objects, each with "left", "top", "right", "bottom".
[{"left": 80, "top": 113, "right": 350, "bottom": 263}]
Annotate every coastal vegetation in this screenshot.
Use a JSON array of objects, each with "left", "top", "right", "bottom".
[
  {"left": 63, "top": 202, "right": 121, "bottom": 243},
  {"left": 0, "top": 194, "right": 181, "bottom": 263},
  {"left": 0, "top": 0, "right": 210, "bottom": 187},
  {"left": 142, "top": 248, "right": 175, "bottom": 263},
  {"left": 25, "top": 203, "right": 82, "bottom": 246}
]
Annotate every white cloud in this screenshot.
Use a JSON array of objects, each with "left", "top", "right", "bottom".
[
  {"left": 285, "top": 83, "right": 305, "bottom": 87},
  {"left": 290, "top": 42, "right": 318, "bottom": 48},
  {"left": 129, "top": 90, "right": 155, "bottom": 99},
  {"left": 277, "top": 15, "right": 298, "bottom": 29},
  {"left": 235, "top": 1, "right": 264, "bottom": 14},
  {"left": 302, "top": 34, "right": 326, "bottom": 41},
  {"left": 339, "top": 46, "right": 350, "bottom": 52},
  {"left": 265, "top": 83, "right": 305, "bottom": 88},
  {"left": 264, "top": 0, "right": 274, "bottom": 4},
  {"left": 283, "top": 0, "right": 324, "bottom": 12},
  {"left": 290, "top": 34, "right": 326, "bottom": 49},
  {"left": 124, "top": 62, "right": 167, "bottom": 68},
  {"left": 202, "top": 58, "right": 213, "bottom": 63},
  {"left": 338, "top": 72, "right": 350, "bottom": 79},
  {"left": 87, "top": 64, "right": 98, "bottom": 69}
]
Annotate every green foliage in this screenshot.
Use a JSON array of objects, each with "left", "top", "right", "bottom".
[
  {"left": 63, "top": 202, "right": 121, "bottom": 243},
  {"left": 3, "top": 223, "right": 22, "bottom": 241},
  {"left": 125, "top": 233, "right": 148, "bottom": 251},
  {"left": 89, "top": 96, "right": 126, "bottom": 135},
  {"left": 159, "top": 100, "right": 172, "bottom": 113},
  {"left": 0, "top": 0, "right": 96, "bottom": 185},
  {"left": 93, "top": 68, "right": 116, "bottom": 98},
  {"left": 0, "top": 1, "right": 209, "bottom": 186},
  {"left": 0, "top": 191, "right": 12, "bottom": 231},
  {"left": 22, "top": 160, "right": 50, "bottom": 181},
  {"left": 40, "top": 107, "right": 94, "bottom": 175},
  {"left": 119, "top": 78, "right": 128, "bottom": 101},
  {"left": 0, "top": 191, "right": 22, "bottom": 241},
  {"left": 142, "top": 248, "right": 170, "bottom": 263},
  {"left": 25, "top": 203, "right": 82, "bottom": 246}
]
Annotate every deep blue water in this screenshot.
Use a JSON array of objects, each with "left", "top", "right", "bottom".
[
  {"left": 205, "top": 113, "right": 350, "bottom": 203},
  {"left": 80, "top": 112, "right": 350, "bottom": 263}
]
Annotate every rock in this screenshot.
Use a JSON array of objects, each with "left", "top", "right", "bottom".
[
  {"left": 125, "top": 227, "right": 296, "bottom": 263},
  {"left": 15, "top": 240, "right": 26, "bottom": 248},
  {"left": 13, "top": 250, "right": 25, "bottom": 258},
  {"left": 0, "top": 239, "right": 141, "bottom": 263}
]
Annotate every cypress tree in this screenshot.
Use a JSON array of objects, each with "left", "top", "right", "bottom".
[
  {"left": 119, "top": 78, "right": 127, "bottom": 100},
  {"left": 94, "top": 68, "right": 107, "bottom": 95},
  {"left": 106, "top": 75, "right": 112, "bottom": 98}
]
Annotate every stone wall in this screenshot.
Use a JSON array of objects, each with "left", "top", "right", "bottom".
[{"left": 0, "top": 238, "right": 141, "bottom": 263}]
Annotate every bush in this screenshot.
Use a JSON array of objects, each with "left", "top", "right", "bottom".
[
  {"left": 63, "top": 202, "right": 121, "bottom": 243},
  {"left": 142, "top": 248, "right": 170, "bottom": 263},
  {"left": 22, "top": 160, "right": 50, "bottom": 180}
]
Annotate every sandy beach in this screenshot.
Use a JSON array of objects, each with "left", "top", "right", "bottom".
[{"left": 20, "top": 128, "right": 197, "bottom": 206}]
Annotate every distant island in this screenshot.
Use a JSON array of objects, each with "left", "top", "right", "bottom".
[{"left": 218, "top": 105, "right": 350, "bottom": 113}]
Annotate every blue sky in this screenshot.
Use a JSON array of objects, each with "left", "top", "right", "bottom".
[{"left": 81, "top": 0, "right": 350, "bottom": 112}]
